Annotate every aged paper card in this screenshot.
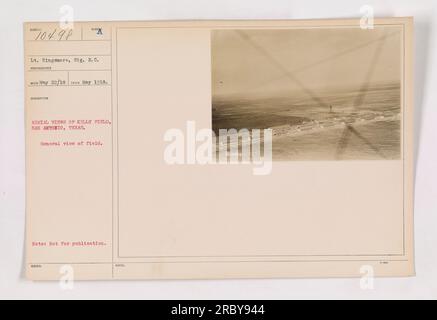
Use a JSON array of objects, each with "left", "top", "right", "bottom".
[{"left": 25, "top": 18, "right": 414, "bottom": 280}]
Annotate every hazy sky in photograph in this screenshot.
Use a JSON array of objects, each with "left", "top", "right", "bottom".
[{"left": 212, "top": 27, "right": 402, "bottom": 98}]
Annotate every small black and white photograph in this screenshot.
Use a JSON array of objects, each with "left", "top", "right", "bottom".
[{"left": 212, "top": 27, "right": 402, "bottom": 160}]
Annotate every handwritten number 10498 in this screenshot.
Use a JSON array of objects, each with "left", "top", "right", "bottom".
[{"left": 34, "top": 28, "right": 73, "bottom": 41}]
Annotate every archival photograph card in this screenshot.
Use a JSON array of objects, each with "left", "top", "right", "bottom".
[{"left": 24, "top": 18, "right": 414, "bottom": 280}]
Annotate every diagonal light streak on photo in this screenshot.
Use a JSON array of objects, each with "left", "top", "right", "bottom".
[
  {"left": 335, "top": 32, "right": 389, "bottom": 159},
  {"left": 235, "top": 30, "right": 330, "bottom": 109},
  {"left": 236, "top": 30, "right": 399, "bottom": 97},
  {"left": 234, "top": 29, "right": 395, "bottom": 160}
]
